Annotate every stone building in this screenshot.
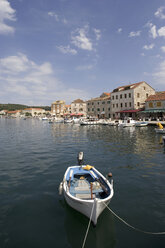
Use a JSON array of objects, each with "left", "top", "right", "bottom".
[
  {"left": 51, "top": 100, "right": 65, "bottom": 117},
  {"left": 110, "top": 81, "right": 155, "bottom": 119},
  {"left": 143, "top": 91, "right": 165, "bottom": 120},
  {"left": 64, "top": 105, "right": 71, "bottom": 117},
  {"left": 86, "top": 93, "right": 111, "bottom": 118},
  {"left": 70, "top": 99, "right": 86, "bottom": 117}
]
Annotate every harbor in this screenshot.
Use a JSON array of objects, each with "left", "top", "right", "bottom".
[{"left": 0, "top": 118, "right": 165, "bottom": 248}]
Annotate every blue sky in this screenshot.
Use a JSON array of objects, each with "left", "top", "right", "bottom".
[{"left": 0, "top": 0, "right": 165, "bottom": 105}]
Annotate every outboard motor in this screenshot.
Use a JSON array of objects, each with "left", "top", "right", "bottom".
[{"left": 77, "top": 152, "right": 84, "bottom": 165}]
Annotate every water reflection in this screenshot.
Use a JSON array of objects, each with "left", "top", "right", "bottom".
[{"left": 62, "top": 201, "right": 116, "bottom": 248}]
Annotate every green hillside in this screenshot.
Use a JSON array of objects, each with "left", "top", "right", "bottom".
[{"left": 0, "top": 104, "right": 51, "bottom": 111}]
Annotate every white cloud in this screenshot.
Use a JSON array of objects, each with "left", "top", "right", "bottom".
[
  {"left": 143, "top": 43, "right": 154, "bottom": 50},
  {"left": 0, "top": 53, "right": 89, "bottom": 105},
  {"left": 129, "top": 30, "right": 141, "bottom": 37},
  {"left": 57, "top": 45, "right": 77, "bottom": 55},
  {"left": 157, "top": 26, "right": 165, "bottom": 37},
  {"left": 93, "top": 28, "right": 101, "bottom": 40},
  {"left": 117, "top": 28, "right": 122, "bottom": 33},
  {"left": 149, "top": 25, "right": 157, "bottom": 39},
  {"left": 161, "top": 46, "right": 165, "bottom": 52},
  {"left": 153, "top": 60, "right": 165, "bottom": 84},
  {"left": 76, "top": 64, "right": 93, "bottom": 71},
  {"left": 155, "top": 6, "right": 165, "bottom": 19},
  {"left": 71, "top": 26, "right": 93, "bottom": 51},
  {"left": 0, "top": 0, "right": 16, "bottom": 34},
  {"left": 48, "top": 11, "right": 59, "bottom": 21}
]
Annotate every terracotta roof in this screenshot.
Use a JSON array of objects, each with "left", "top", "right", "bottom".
[
  {"left": 100, "top": 92, "right": 111, "bottom": 97},
  {"left": 72, "top": 99, "right": 84, "bottom": 103},
  {"left": 112, "top": 81, "right": 146, "bottom": 92},
  {"left": 7, "top": 110, "right": 21, "bottom": 114},
  {"left": 146, "top": 92, "right": 165, "bottom": 101}
]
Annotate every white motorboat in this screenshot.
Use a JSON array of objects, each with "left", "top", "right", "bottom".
[
  {"left": 42, "top": 117, "right": 48, "bottom": 120},
  {"left": 135, "top": 121, "right": 148, "bottom": 127},
  {"left": 64, "top": 119, "right": 73, "bottom": 123},
  {"left": 80, "top": 118, "right": 100, "bottom": 126},
  {"left": 155, "top": 122, "right": 165, "bottom": 133},
  {"left": 118, "top": 118, "right": 136, "bottom": 127},
  {"left": 59, "top": 153, "right": 114, "bottom": 226}
]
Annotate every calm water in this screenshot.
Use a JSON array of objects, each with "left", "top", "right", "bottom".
[{"left": 0, "top": 118, "right": 165, "bottom": 248}]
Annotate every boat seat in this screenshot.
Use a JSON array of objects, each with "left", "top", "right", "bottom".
[{"left": 70, "top": 188, "right": 103, "bottom": 195}]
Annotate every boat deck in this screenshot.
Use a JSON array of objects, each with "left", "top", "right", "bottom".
[{"left": 67, "top": 167, "right": 109, "bottom": 200}]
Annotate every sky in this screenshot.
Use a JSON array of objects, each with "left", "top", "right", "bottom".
[{"left": 0, "top": 0, "right": 165, "bottom": 106}]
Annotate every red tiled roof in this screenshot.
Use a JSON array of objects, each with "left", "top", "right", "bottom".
[
  {"left": 72, "top": 99, "right": 84, "bottom": 103},
  {"left": 7, "top": 110, "right": 21, "bottom": 114},
  {"left": 112, "top": 81, "right": 145, "bottom": 92},
  {"left": 146, "top": 92, "right": 165, "bottom": 101}
]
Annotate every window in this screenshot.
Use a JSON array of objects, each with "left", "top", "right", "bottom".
[
  {"left": 112, "top": 96, "right": 114, "bottom": 100},
  {"left": 129, "top": 93, "right": 131, "bottom": 98},
  {"left": 108, "top": 107, "right": 110, "bottom": 111},
  {"left": 146, "top": 93, "right": 148, "bottom": 98},
  {"left": 92, "top": 108, "right": 94, "bottom": 111},
  {"left": 116, "top": 104, "right": 118, "bottom": 108},
  {"left": 125, "top": 103, "right": 127, "bottom": 107},
  {"left": 102, "top": 108, "right": 104, "bottom": 111},
  {"left": 97, "top": 108, "right": 100, "bottom": 111},
  {"left": 120, "top": 103, "right": 123, "bottom": 108},
  {"left": 102, "top": 102, "right": 105, "bottom": 104},
  {"left": 125, "top": 94, "right": 127, "bottom": 98},
  {"left": 92, "top": 102, "right": 94, "bottom": 105},
  {"left": 144, "top": 86, "right": 146, "bottom": 90},
  {"left": 129, "top": 102, "right": 131, "bottom": 107},
  {"left": 137, "top": 102, "right": 140, "bottom": 107},
  {"left": 120, "top": 94, "right": 122, "bottom": 99},
  {"left": 88, "top": 103, "right": 90, "bottom": 105},
  {"left": 116, "top": 95, "right": 118, "bottom": 99},
  {"left": 97, "top": 102, "right": 100, "bottom": 105},
  {"left": 107, "top": 101, "right": 110, "bottom": 104},
  {"left": 157, "top": 102, "right": 161, "bottom": 107},
  {"left": 113, "top": 104, "right": 115, "bottom": 108},
  {"left": 137, "top": 93, "right": 140, "bottom": 98},
  {"left": 149, "top": 102, "right": 153, "bottom": 108},
  {"left": 88, "top": 108, "right": 90, "bottom": 111}
]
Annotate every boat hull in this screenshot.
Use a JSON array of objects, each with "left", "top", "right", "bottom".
[{"left": 62, "top": 166, "right": 114, "bottom": 225}]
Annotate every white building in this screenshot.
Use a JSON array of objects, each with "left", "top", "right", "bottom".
[{"left": 23, "top": 108, "right": 45, "bottom": 117}]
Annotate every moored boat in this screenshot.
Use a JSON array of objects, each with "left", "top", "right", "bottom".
[
  {"left": 155, "top": 122, "right": 165, "bottom": 133},
  {"left": 59, "top": 153, "right": 114, "bottom": 225},
  {"left": 118, "top": 118, "right": 136, "bottom": 127},
  {"left": 135, "top": 121, "right": 148, "bottom": 127}
]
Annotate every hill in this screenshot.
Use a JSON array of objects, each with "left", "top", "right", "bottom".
[{"left": 0, "top": 104, "right": 51, "bottom": 111}]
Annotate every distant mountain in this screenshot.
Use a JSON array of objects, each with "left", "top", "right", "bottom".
[{"left": 0, "top": 104, "right": 51, "bottom": 111}]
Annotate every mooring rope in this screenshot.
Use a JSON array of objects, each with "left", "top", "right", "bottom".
[
  {"left": 82, "top": 201, "right": 95, "bottom": 248},
  {"left": 103, "top": 202, "right": 165, "bottom": 235}
]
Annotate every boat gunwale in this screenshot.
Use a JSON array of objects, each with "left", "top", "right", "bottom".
[{"left": 63, "top": 165, "right": 114, "bottom": 203}]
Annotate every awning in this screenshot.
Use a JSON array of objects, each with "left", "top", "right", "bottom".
[
  {"left": 116, "top": 109, "right": 142, "bottom": 113},
  {"left": 141, "top": 109, "right": 165, "bottom": 113}
]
